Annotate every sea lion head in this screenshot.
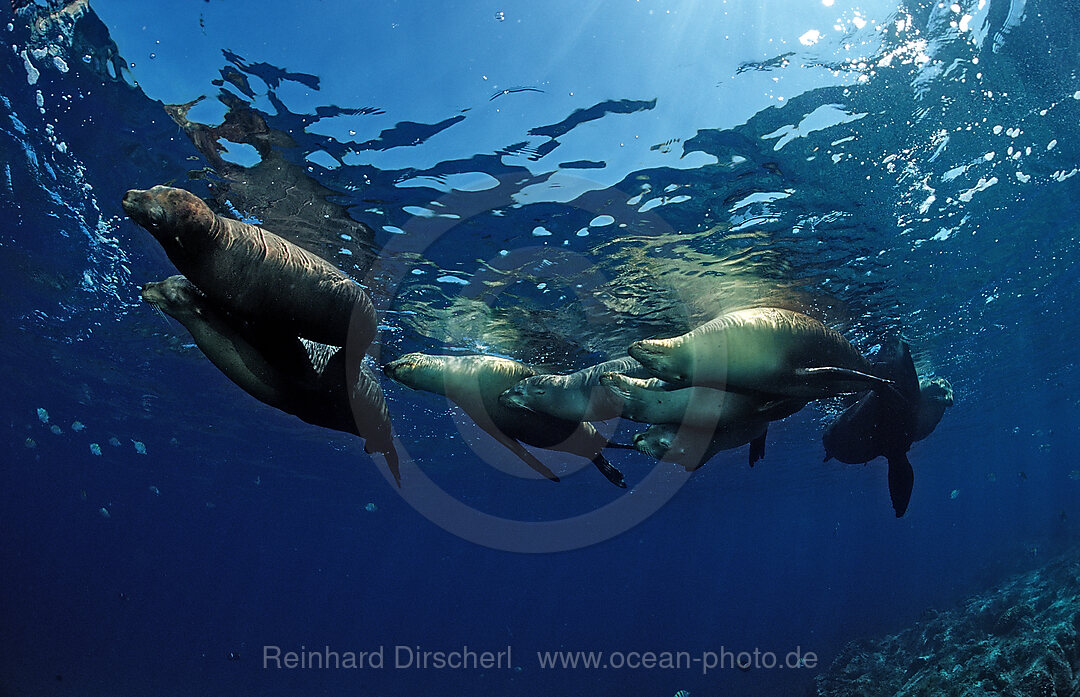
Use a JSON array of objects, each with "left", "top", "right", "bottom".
[
  {"left": 383, "top": 352, "right": 448, "bottom": 395},
  {"left": 122, "top": 186, "right": 217, "bottom": 251},
  {"left": 386, "top": 353, "right": 534, "bottom": 403},
  {"left": 632, "top": 427, "right": 671, "bottom": 461},
  {"left": 920, "top": 376, "right": 954, "bottom": 407},
  {"left": 498, "top": 374, "right": 557, "bottom": 412},
  {"left": 140, "top": 275, "right": 206, "bottom": 321},
  {"left": 634, "top": 424, "right": 719, "bottom": 471}
]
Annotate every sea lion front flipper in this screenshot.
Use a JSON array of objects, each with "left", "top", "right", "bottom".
[
  {"left": 748, "top": 431, "right": 767, "bottom": 467},
  {"left": 486, "top": 429, "right": 561, "bottom": 483},
  {"left": 591, "top": 454, "right": 627, "bottom": 488},
  {"left": 795, "top": 366, "right": 895, "bottom": 391},
  {"left": 887, "top": 451, "right": 914, "bottom": 518},
  {"left": 603, "top": 441, "right": 637, "bottom": 450}
]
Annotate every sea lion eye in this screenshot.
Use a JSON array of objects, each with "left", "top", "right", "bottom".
[{"left": 147, "top": 204, "right": 166, "bottom": 228}]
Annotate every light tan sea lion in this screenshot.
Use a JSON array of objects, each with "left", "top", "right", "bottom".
[
  {"left": 498, "top": 356, "right": 658, "bottom": 422},
  {"left": 383, "top": 353, "right": 626, "bottom": 487},
  {"left": 628, "top": 307, "right": 891, "bottom": 400},
  {"left": 123, "top": 185, "right": 376, "bottom": 350},
  {"left": 141, "top": 275, "right": 399, "bottom": 483},
  {"left": 598, "top": 372, "right": 806, "bottom": 430}
]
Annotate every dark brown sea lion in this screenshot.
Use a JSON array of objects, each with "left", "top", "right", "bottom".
[
  {"left": 821, "top": 340, "right": 932, "bottom": 517},
  {"left": 141, "top": 275, "right": 399, "bottom": 483},
  {"left": 123, "top": 185, "right": 375, "bottom": 350}
]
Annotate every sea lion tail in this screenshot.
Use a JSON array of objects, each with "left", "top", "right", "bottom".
[
  {"left": 384, "top": 446, "right": 402, "bottom": 488},
  {"left": 887, "top": 451, "right": 914, "bottom": 518},
  {"left": 592, "top": 454, "right": 627, "bottom": 488}
]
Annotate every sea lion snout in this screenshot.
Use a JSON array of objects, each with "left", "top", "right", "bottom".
[
  {"left": 139, "top": 275, "right": 200, "bottom": 310},
  {"left": 498, "top": 383, "right": 536, "bottom": 411},
  {"left": 121, "top": 189, "right": 142, "bottom": 211},
  {"left": 632, "top": 431, "right": 663, "bottom": 458},
  {"left": 382, "top": 357, "right": 415, "bottom": 380},
  {"left": 122, "top": 189, "right": 169, "bottom": 230},
  {"left": 121, "top": 189, "right": 146, "bottom": 218},
  {"left": 924, "top": 377, "right": 954, "bottom": 406}
]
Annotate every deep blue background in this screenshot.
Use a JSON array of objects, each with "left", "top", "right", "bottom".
[{"left": 3, "top": 1, "right": 1080, "bottom": 696}]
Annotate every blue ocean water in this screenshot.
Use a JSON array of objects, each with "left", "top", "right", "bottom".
[{"left": 1, "top": 1, "right": 1079, "bottom": 696}]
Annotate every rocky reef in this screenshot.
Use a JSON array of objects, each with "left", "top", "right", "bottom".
[{"left": 817, "top": 548, "right": 1080, "bottom": 697}]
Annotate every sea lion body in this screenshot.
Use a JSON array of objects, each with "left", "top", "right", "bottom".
[
  {"left": 599, "top": 372, "right": 806, "bottom": 430},
  {"left": 633, "top": 421, "right": 770, "bottom": 471},
  {"left": 295, "top": 340, "right": 398, "bottom": 476},
  {"left": 629, "top": 307, "right": 886, "bottom": 399},
  {"left": 499, "top": 356, "right": 654, "bottom": 422},
  {"left": 821, "top": 340, "right": 924, "bottom": 516},
  {"left": 383, "top": 353, "right": 625, "bottom": 487},
  {"left": 124, "top": 186, "right": 375, "bottom": 349},
  {"left": 141, "top": 276, "right": 398, "bottom": 481}
]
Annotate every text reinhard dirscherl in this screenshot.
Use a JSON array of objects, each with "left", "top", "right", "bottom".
[
  {"left": 262, "top": 645, "right": 818, "bottom": 675},
  {"left": 263, "top": 645, "right": 513, "bottom": 671}
]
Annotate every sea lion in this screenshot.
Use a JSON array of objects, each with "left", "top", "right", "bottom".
[
  {"left": 499, "top": 356, "right": 655, "bottom": 422},
  {"left": 141, "top": 275, "right": 399, "bottom": 483},
  {"left": 598, "top": 372, "right": 807, "bottom": 431},
  {"left": 821, "top": 339, "right": 923, "bottom": 517},
  {"left": 123, "top": 185, "right": 376, "bottom": 350},
  {"left": 633, "top": 420, "right": 771, "bottom": 471},
  {"left": 383, "top": 353, "right": 626, "bottom": 487},
  {"left": 628, "top": 307, "right": 891, "bottom": 400}
]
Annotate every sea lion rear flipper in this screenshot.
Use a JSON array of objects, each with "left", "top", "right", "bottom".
[
  {"left": 591, "top": 454, "right": 627, "bottom": 488},
  {"left": 384, "top": 446, "right": 402, "bottom": 488},
  {"left": 363, "top": 438, "right": 401, "bottom": 487},
  {"left": 748, "top": 431, "right": 767, "bottom": 467},
  {"left": 488, "top": 430, "right": 561, "bottom": 483},
  {"left": 887, "top": 452, "right": 914, "bottom": 518},
  {"left": 795, "top": 366, "right": 895, "bottom": 391}
]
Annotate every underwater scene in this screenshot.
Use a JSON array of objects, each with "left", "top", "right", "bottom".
[{"left": 2, "top": 0, "right": 1079, "bottom": 695}]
